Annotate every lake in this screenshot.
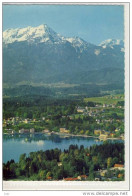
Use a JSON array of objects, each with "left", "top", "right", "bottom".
[{"left": 3, "top": 133, "right": 123, "bottom": 163}]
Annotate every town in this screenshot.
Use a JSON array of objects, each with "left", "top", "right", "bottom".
[{"left": 3, "top": 94, "right": 124, "bottom": 141}]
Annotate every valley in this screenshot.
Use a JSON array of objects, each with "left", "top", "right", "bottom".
[{"left": 3, "top": 24, "right": 125, "bottom": 182}]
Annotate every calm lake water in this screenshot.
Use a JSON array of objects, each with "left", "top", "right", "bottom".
[{"left": 3, "top": 133, "right": 123, "bottom": 163}]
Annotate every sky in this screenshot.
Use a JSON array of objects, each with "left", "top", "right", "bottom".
[{"left": 2, "top": 4, "right": 124, "bottom": 45}]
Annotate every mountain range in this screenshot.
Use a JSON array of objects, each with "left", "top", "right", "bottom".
[{"left": 3, "top": 24, "right": 124, "bottom": 86}]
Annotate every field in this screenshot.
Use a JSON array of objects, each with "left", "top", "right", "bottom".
[{"left": 84, "top": 94, "right": 124, "bottom": 104}]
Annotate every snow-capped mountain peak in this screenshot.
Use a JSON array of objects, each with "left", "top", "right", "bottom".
[
  {"left": 3, "top": 24, "right": 124, "bottom": 55},
  {"left": 3, "top": 24, "right": 94, "bottom": 53},
  {"left": 3, "top": 24, "right": 62, "bottom": 44},
  {"left": 99, "top": 39, "right": 124, "bottom": 49}
]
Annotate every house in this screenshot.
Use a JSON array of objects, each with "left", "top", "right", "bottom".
[
  {"left": 63, "top": 177, "right": 78, "bottom": 181},
  {"left": 60, "top": 128, "right": 70, "bottom": 134},
  {"left": 12, "top": 117, "right": 17, "bottom": 125},
  {"left": 42, "top": 117, "right": 45, "bottom": 120},
  {"left": 19, "top": 129, "right": 29, "bottom": 134},
  {"left": 19, "top": 129, "right": 24, "bottom": 134},
  {"left": 118, "top": 173, "right": 123, "bottom": 178},
  {"left": 120, "top": 134, "right": 124, "bottom": 140},
  {"left": 43, "top": 129, "right": 50, "bottom": 133},
  {"left": 47, "top": 176, "right": 52, "bottom": 180},
  {"left": 99, "top": 134, "right": 108, "bottom": 140},
  {"left": 77, "top": 107, "right": 85, "bottom": 113},
  {"left": 95, "top": 177, "right": 101, "bottom": 181},
  {"left": 11, "top": 130, "right": 15, "bottom": 134},
  {"left": 99, "top": 169, "right": 107, "bottom": 177},
  {"left": 85, "top": 106, "right": 88, "bottom": 110},
  {"left": 103, "top": 104, "right": 107, "bottom": 108},
  {"left": 96, "top": 119, "right": 101, "bottom": 124},
  {"left": 57, "top": 162, "right": 62, "bottom": 167},
  {"left": 42, "top": 129, "right": 51, "bottom": 134},
  {"left": 30, "top": 128, "right": 35, "bottom": 133},
  {"left": 112, "top": 104, "right": 115, "bottom": 108},
  {"left": 24, "top": 119, "right": 29, "bottom": 124},
  {"left": 114, "top": 164, "right": 124, "bottom": 170},
  {"left": 3, "top": 122, "right": 7, "bottom": 127},
  {"left": 77, "top": 175, "right": 87, "bottom": 180},
  {"left": 110, "top": 133, "right": 115, "bottom": 138},
  {"left": 94, "top": 130, "right": 102, "bottom": 135},
  {"left": 115, "top": 128, "right": 120, "bottom": 132}
]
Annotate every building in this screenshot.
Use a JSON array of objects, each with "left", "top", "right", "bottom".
[
  {"left": 99, "top": 134, "right": 108, "bottom": 140},
  {"left": 19, "top": 128, "right": 29, "bottom": 134},
  {"left": 63, "top": 177, "right": 78, "bottom": 181},
  {"left": 112, "top": 104, "right": 115, "bottom": 108},
  {"left": 94, "top": 130, "right": 102, "bottom": 135},
  {"left": 103, "top": 104, "right": 107, "bottom": 108},
  {"left": 115, "top": 128, "right": 120, "bottom": 132},
  {"left": 60, "top": 128, "right": 70, "bottom": 134},
  {"left": 42, "top": 129, "right": 50, "bottom": 134},
  {"left": 24, "top": 119, "right": 29, "bottom": 124},
  {"left": 11, "top": 130, "right": 15, "bottom": 134},
  {"left": 110, "top": 133, "right": 115, "bottom": 138},
  {"left": 95, "top": 177, "right": 101, "bottom": 181},
  {"left": 120, "top": 134, "right": 124, "bottom": 140},
  {"left": 30, "top": 128, "right": 35, "bottom": 133},
  {"left": 57, "top": 162, "right": 62, "bottom": 167},
  {"left": 114, "top": 164, "right": 124, "bottom": 170},
  {"left": 96, "top": 119, "right": 101, "bottom": 124},
  {"left": 99, "top": 169, "right": 107, "bottom": 177},
  {"left": 77, "top": 175, "right": 87, "bottom": 180},
  {"left": 47, "top": 176, "right": 52, "bottom": 180},
  {"left": 19, "top": 129, "right": 24, "bottom": 134},
  {"left": 118, "top": 173, "right": 123, "bottom": 178},
  {"left": 77, "top": 107, "right": 85, "bottom": 113}
]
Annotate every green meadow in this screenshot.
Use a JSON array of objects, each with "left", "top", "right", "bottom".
[{"left": 84, "top": 94, "right": 124, "bottom": 105}]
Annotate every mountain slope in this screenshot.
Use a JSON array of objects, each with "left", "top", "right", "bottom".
[{"left": 3, "top": 24, "right": 124, "bottom": 85}]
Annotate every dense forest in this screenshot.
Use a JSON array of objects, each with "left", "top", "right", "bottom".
[
  {"left": 3, "top": 142, "right": 124, "bottom": 181},
  {"left": 3, "top": 95, "right": 78, "bottom": 119}
]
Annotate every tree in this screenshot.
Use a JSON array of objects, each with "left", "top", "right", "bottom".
[
  {"left": 85, "top": 130, "right": 89, "bottom": 135},
  {"left": 53, "top": 167, "right": 63, "bottom": 180},
  {"left": 107, "top": 157, "right": 113, "bottom": 168},
  {"left": 80, "top": 130, "right": 84, "bottom": 135},
  {"left": 88, "top": 165, "right": 95, "bottom": 181},
  {"left": 19, "top": 153, "right": 26, "bottom": 171},
  {"left": 112, "top": 157, "right": 118, "bottom": 166},
  {"left": 39, "top": 170, "right": 46, "bottom": 180},
  {"left": 23, "top": 112, "right": 27, "bottom": 119},
  {"left": 10, "top": 162, "right": 17, "bottom": 178}
]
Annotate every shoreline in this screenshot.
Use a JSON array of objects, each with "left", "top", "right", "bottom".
[{"left": 3, "top": 131, "right": 123, "bottom": 141}]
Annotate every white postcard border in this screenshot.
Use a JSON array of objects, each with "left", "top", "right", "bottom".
[{"left": 1, "top": 1, "right": 130, "bottom": 191}]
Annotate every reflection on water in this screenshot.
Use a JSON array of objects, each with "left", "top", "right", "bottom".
[{"left": 3, "top": 133, "right": 123, "bottom": 163}]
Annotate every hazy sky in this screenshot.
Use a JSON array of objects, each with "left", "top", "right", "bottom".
[{"left": 3, "top": 4, "right": 124, "bottom": 45}]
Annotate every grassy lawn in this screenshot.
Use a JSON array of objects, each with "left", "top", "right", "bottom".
[{"left": 84, "top": 94, "right": 124, "bottom": 104}]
